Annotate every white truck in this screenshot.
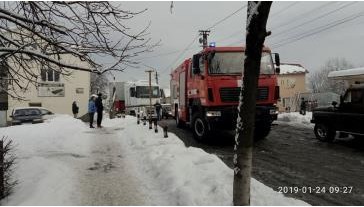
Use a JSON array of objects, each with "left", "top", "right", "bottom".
[{"left": 109, "top": 80, "right": 161, "bottom": 118}]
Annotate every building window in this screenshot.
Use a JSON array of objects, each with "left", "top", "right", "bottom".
[
  {"left": 41, "top": 69, "right": 60, "bottom": 82},
  {"left": 41, "top": 69, "right": 46, "bottom": 81}
]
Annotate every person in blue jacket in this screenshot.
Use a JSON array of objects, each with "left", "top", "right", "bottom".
[{"left": 88, "top": 95, "right": 97, "bottom": 128}]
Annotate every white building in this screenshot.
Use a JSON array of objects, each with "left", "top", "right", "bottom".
[{"left": 6, "top": 54, "right": 91, "bottom": 121}]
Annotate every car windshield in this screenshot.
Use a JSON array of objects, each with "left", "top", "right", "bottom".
[
  {"left": 14, "top": 109, "right": 41, "bottom": 116},
  {"left": 40, "top": 109, "right": 52, "bottom": 115},
  {"left": 136, "top": 86, "right": 160, "bottom": 98},
  {"left": 208, "top": 52, "right": 274, "bottom": 75}
]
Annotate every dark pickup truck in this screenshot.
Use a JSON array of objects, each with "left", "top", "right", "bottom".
[{"left": 311, "top": 84, "right": 364, "bottom": 142}]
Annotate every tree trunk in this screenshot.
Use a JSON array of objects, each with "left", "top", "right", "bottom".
[{"left": 233, "top": 2, "right": 272, "bottom": 205}]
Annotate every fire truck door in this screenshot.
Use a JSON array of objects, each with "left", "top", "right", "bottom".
[{"left": 179, "top": 71, "right": 186, "bottom": 107}]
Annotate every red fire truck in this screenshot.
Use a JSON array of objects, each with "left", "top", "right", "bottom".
[{"left": 170, "top": 46, "right": 280, "bottom": 141}]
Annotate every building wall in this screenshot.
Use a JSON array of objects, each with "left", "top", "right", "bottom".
[
  {"left": 277, "top": 73, "right": 307, "bottom": 112},
  {"left": 7, "top": 54, "right": 90, "bottom": 120}
]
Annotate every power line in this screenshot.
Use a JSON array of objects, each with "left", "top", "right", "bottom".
[
  {"left": 135, "top": 49, "right": 192, "bottom": 61},
  {"left": 271, "top": 2, "right": 357, "bottom": 40},
  {"left": 145, "top": 2, "right": 356, "bottom": 77},
  {"left": 215, "top": 2, "right": 304, "bottom": 45},
  {"left": 157, "top": 2, "right": 299, "bottom": 74},
  {"left": 225, "top": 3, "right": 357, "bottom": 47},
  {"left": 271, "top": 11, "right": 364, "bottom": 49},
  {"left": 160, "top": 3, "right": 248, "bottom": 74},
  {"left": 270, "top": 2, "right": 300, "bottom": 17},
  {"left": 270, "top": 2, "right": 336, "bottom": 31},
  {"left": 207, "top": 3, "right": 247, "bottom": 31},
  {"left": 160, "top": 35, "right": 199, "bottom": 74}
]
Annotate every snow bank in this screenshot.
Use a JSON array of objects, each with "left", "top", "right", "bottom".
[
  {"left": 0, "top": 114, "right": 309, "bottom": 205},
  {"left": 278, "top": 112, "right": 314, "bottom": 128},
  {"left": 0, "top": 115, "right": 90, "bottom": 205},
  {"left": 118, "top": 116, "right": 309, "bottom": 206}
]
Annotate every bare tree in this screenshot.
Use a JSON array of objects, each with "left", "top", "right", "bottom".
[
  {"left": 0, "top": 1, "right": 158, "bottom": 98},
  {"left": 233, "top": 1, "right": 272, "bottom": 205},
  {"left": 90, "top": 72, "right": 109, "bottom": 95},
  {"left": 309, "top": 57, "right": 354, "bottom": 94}
]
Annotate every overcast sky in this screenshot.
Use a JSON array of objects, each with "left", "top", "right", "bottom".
[{"left": 108, "top": 1, "right": 364, "bottom": 89}]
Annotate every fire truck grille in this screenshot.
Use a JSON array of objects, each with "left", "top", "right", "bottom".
[{"left": 219, "top": 87, "right": 269, "bottom": 102}]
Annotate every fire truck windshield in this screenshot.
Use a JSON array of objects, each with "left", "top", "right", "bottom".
[
  {"left": 135, "top": 86, "right": 160, "bottom": 98},
  {"left": 208, "top": 52, "right": 274, "bottom": 75}
]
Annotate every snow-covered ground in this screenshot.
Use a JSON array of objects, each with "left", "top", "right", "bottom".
[
  {"left": 0, "top": 114, "right": 309, "bottom": 205},
  {"left": 277, "top": 112, "right": 314, "bottom": 128}
]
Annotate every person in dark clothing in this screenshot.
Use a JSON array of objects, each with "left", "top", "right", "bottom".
[
  {"left": 300, "top": 97, "right": 306, "bottom": 115},
  {"left": 95, "top": 93, "right": 104, "bottom": 128},
  {"left": 72, "top": 101, "right": 79, "bottom": 118},
  {"left": 154, "top": 101, "right": 162, "bottom": 120},
  {"left": 88, "top": 95, "right": 97, "bottom": 128}
]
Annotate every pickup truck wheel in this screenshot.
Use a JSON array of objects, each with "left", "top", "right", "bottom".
[
  {"left": 192, "top": 113, "right": 210, "bottom": 142},
  {"left": 314, "top": 124, "right": 335, "bottom": 142}
]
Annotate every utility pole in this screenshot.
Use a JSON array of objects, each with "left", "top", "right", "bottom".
[
  {"left": 198, "top": 30, "right": 210, "bottom": 49},
  {"left": 155, "top": 71, "right": 159, "bottom": 84},
  {"left": 145, "top": 69, "right": 154, "bottom": 120}
]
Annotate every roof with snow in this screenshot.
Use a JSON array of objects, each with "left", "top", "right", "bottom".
[
  {"left": 278, "top": 64, "right": 308, "bottom": 75},
  {"left": 328, "top": 67, "right": 364, "bottom": 81}
]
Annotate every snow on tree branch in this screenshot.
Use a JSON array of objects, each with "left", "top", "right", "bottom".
[
  {"left": 0, "top": 1, "right": 159, "bottom": 98},
  {"left": 246, "top": 1, "right": 262, "bottom": 32}
]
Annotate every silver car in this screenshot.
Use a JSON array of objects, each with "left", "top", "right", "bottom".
[{"left": 10, "top": 108, "right": 44, "bottom": 125}]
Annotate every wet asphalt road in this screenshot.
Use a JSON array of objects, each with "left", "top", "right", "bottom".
[{"left": 160, "top": 118, "right": 364, "bottom": 206}]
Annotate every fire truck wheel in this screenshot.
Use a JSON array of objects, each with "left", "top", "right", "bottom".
[
  {"left": 176, "top": 111, "right": 184, "bottom": 128},
  {"left": 254, "top": 123, "right": 271, "bottom": 141},
  {"left": 192, "top": 113, "right": 210, "bottom": 142}
]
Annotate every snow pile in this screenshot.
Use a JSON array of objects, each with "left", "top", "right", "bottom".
[
  {"left": 119, "top": 116, "right": 309, "bottom": 206},
  {"left": 0, "top": 114, "right": 309, "bottom": 205},
  {"left": 0, "top": 115, "right": 91, "bottom": 205},
  {"left": 279, "top": 64, "right": 307, "bottom": 75},
  {"left": 278, "top": 112, "right": 314, "bottom": 128}
]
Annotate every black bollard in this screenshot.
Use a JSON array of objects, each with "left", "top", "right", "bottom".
[
  {"left": 137, "top": 114, "right": 140, "bottom": 125},
  {"left": 149, "top": 119, "right": 152, "bottom": 129},
  {"left": 154, "top": 119, "right": 158, "bottom": 133},
  {"left": 163, "top": 125, "right": 168, "bottom": 138}
]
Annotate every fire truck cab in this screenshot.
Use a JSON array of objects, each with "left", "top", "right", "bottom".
[{"left": 170, "top": 46, "right": 280, "bottom": 141}]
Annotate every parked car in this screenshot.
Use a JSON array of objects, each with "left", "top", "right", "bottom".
[
  {"left": 10, "top": 107, "right": 44, "bottom": 125},
  {"left": 35, "top": 107, "right": 55, "bottom": 120},
  {"left": 161, "top": 104, "right": 172, "bottom": 119}
]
